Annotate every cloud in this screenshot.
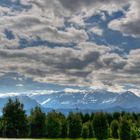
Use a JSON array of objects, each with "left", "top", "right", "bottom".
[
  {"left": 109, "top": 0, "right": 140, "bottom": 38},
  {"left": 0, "top": 42, "right": 111, "bottom": 86},
  {"left": 0, "top": 0, "right": 140, "bottom": 92},
  {"left": 0, "top": 41, "right": 140, "bottom": 89},
  {"left": 124, "top": 49, "right": 140, "bottom": 74},
  {"left": 0, "top": 0, "right": 132, "bottom": 48},
  {"left": 89, "top": 26, "right": 103, "bottom": 36},
  {"left": 58, "top": 0, "right": 128, "bottom": 13}
]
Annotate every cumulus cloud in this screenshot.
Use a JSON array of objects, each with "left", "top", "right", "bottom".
[
  {"left": 89, "top": 26, "right": 103, "bottom": 36},
  {"left": 58, "top": 0, "right": 128, "bottom": 14},
  {"left": 0, "top": 0, "right": 140, "bottom": 92},
  {"left": 0, "top": 41, "right": 140, "bottom": 89},
  {"left": 0, "top": 0, "right": 132, "bottom": 48},
  {"left": 0, "top": 43, "right": 111, "bottom": 86},
  {"left": 109, "top": 0, "right": 140, "bottom": 38}
]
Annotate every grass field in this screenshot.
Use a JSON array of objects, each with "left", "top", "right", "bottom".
[
  {"left": 0, "top": 138, "right": 130, "bottom": 140},
  {"left": 0, "top": 139, "right": 139, "bottom": 140}
]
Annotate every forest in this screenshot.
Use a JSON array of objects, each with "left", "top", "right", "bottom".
[{"left": 0, "top": 98, "right": 140, "bottom": 140}]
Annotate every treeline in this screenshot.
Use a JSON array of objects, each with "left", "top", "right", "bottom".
[{"left": 0, "top": 98, "right": 140, "bottom": 140}]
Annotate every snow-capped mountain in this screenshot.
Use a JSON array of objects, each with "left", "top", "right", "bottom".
[
  {"left": 0, "top": 89, "right": 140, "bottom": 114},
  {"left": 30, "top": 90, "right": 140, "bottom": 110}
]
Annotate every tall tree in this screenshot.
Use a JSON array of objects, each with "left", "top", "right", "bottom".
[
  {"left": 2, "top": 98, "right": 28, "bottom": 138},
  {"left": 46, "top": 111, "right": 62, "bottom": 138},
  {"left": 93, "top": 112, "right": 109, "bottom": 140},
  {"left": 58, "top": 112, "right": 68, "bottom": 138},
  {"left": 29, "top": 106, "right": 46, "bottom": 138},
  {"left": 110, "top": 120, "right": 119, "bottom": 139},
  {"left": 68, "top": 112, "right": 82, "bottom": 138},
  {"left": 83, "top": 113, "right": 90, "bottom": 123},
  {"left": 113, "top": 112, "right": 121, "bottom": 121},
  {"left": 130, "top": 128, "right": 137, "bottom": 140},
  {"left": 87, "top": 121, "right": 94, "bottom": 138},
  {"left": 0, "top": 118, "right": 3, "bottom": 137},
  {"left": 119, "top": 118, "right": 131, "bottom": 140},
  {"left": 82, "top": 123, "right": 89, "bottom": 138}
]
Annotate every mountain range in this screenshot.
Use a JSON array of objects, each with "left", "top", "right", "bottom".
[{"left": 0, "top": 89, "right": 140, "bottom": 115}]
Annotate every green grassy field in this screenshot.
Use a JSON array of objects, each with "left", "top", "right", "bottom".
[
  {"left": 0, "top": 139, "right": 138, "bottom": 140},
  {"left": 0, "top": 138, "right": 128, "bottom": 140},
  {"left": 0, "top": 139, "right": 139, "bottom": 140}
]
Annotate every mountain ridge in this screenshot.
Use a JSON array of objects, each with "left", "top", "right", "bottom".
[{"left": 0, "top": 89, "right": 140, "bottom": 114}]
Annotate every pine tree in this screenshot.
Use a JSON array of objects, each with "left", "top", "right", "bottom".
[
  {"left": 29, "top": 106, "right": 46, "bottom": 138},
  {"left": 68, "top": 112, "right": 82, "bottom": 138},
  {"left": 110, "top": 120, "right": 119, "bottom": 138},
  {"left": 130, "top": 128, "right": 137, "bottom": 140},
  {"left": 119, "top": 118, "right": 131, "bottom": 140},
  {"left": 88, "top": 121, "right": 94, "bottom": 138},
  {"left": 2, "top": 98, "right": 28, "bottom": 138},
  {"left": 93, "top": 112, "right": 109, "bottom": 140},
  {"left": 46, "top": 111, "right": 62, "bottom": 138},
  {"left": 82, "top": 123, "right": 89, "bottom": 138}
]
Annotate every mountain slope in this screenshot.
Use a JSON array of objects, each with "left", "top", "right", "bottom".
[
  {"left": 0, "top": 89, "right": 140, "bottom": 114},
  {"left": 29, "top": 90, "right": 140, "bottom": 110}
]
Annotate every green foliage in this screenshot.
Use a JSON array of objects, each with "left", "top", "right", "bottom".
[
  {"left": 29, "top": 106, "right": 46, "bottom": 138},
  {"left": 119, "top": 118, "right": 131, "bottom": 140},
  {"left": 68, "top": 112, "right": 82, "bottom": 138},
  {"left": 88, "top": 121, "right": 94, "bottom": 138},
  {"left": 113, "top": 112, "right": 121, "bottom": 121},
  {"left": 2, "top": 98, "right": 28, "bottom": 138},
  {"left": 46, "top": 111, "right": 62, "bottom": 138},
  {"left": 110, "top": 120, "right": 119, "bottom": 139},
  {"left": 82, "top": 123, "right": 89, "bottom": 138},
  {"left": 58, "top": 112, "right": 68, "bottom": 138},
  {"left": 106, "top": 113, "right": 113, "bottom": 126},
  {"left": 83, "top": 113, "right": 90, "bottom": 123},
  {"left": 93, "top": 112, "right": 109, "bottom": 140},
  {"left": 131, "top": 128, "right": 137, "bottom": 140},
  {"left": 0, "top": 118, "right": 3, "bottom": 137}
]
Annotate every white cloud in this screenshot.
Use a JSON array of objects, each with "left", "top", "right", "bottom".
[
  {"left": 0, "top": 0, "right": 133, "bottom": 48},
  {"left": 0, "top": 0, "right": 140, "bottom": 91},
  {"left": 89, "top": 26, "right": 103, "bottom": 36},
  {"left": 109, "top": 0, "right": 140, "bottom": 38}
]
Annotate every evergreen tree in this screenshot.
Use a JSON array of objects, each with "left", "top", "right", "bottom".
[
  {"left": 83, "top": 113, "right": 90, "bottom": 123},
  {"left": 90, "top": 113, "right": 95, "bottom": 121},
  {"left": 68, "top": 112, "right": 82, "bottom": 138},
  {"left": 119, "top": 119, "right": 131, "bottom": 140},
  {"left": 93, "top": 112, "right": 109, "bottom": 140},
  {"left": 29, "top": 106, "right": 46, "bottom": 138},
  {"left": 58, "top": 112, "right": 68, "bottom": 138},
  {"left": 0, "top": 118, "right": 3, "bottom": 137},
  {"left": 88, "top": 121, "right": 94, "bottom": 138},
  {"left": 106, "top": 113, "right": 113, "bottom": 126},
  {"left": 82, "top": 123, "right": 89, "bottom": 138},
  {"left": 46, "top": 111, "right": 62, "bottom": 138},
  {"left": 113, "top": 112, "right": 121, "bottom": 121},
  {"left": 2, "top": 98, "right": 28, "bottom": 138},
  {"left": 130, "top": 128, "right": 137, "bottom": 140},
  {"left": 110, "top": 120, "right": 119, "bottom": 138}
]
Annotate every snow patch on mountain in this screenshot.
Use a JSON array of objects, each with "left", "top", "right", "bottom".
[{"left": 41, "top": 98, "right": 51, "bottom": 105}]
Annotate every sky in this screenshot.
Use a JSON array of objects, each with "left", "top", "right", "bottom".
[{"left": 0, "top": 0, "right": 140, "bottom": 95}]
